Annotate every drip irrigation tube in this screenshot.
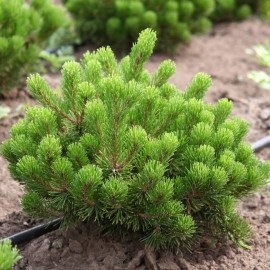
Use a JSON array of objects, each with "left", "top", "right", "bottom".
[
  {"left": 252, "top": 135, "right": 270, "bottom": 153},
  {"left": 2, "top": 218, "right": 62, "bottom": 246},
  {"left": 0, "top": 136, "right": 270, "bottom": 247}
]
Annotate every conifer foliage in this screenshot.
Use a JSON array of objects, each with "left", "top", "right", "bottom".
[
  {"left": 0, "top": 240, "right": 22, "bottom": 270},
  {"left": 2, "top": 29, "right": 269, "bottom": 251},
  {"left": 211, "top": 0, "right": 254, "bottom": 22},
  {"left": 0, "top": 0, "right": 65, "bottom": 93},
  {"left": 258, "top": 0, "right": 270, "bottom": 19},
  {"left": 65, "top": 0, "right": 215, "bottom": 51}
]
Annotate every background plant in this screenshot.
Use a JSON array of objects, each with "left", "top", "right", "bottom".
[
  {"left": 211, "top": 0, "right": 256, "bottom": 22},
  {"left": 247, "top": 42, "right": 270, "bottom": 90},
  {"left": 0, "top": 240, "right": 22, "bottom": 270},
  {"left": 65, "top": 0, "right": 215, "bottom": 52},
  {"left": 212, "top": 0, "right": 270, "bottom": 22},
  {"left": 0, "top": 0, "right": 66, "bottom": 94},
  {"left": 65, "top": 0, "right": 265, "bottom": 52},
  {"left": 257, "top": 0, "right": 270, "bottom": 19},
  {"left": 2, "top": 29, "right": 269, "bottom": 251}
]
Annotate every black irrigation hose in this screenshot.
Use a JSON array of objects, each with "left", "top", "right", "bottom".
[
  {"left": 1, "top": 218, "right": 62, "bottom": 246},
  {"left": 252, "top": 135, "right": 270, "bottom": 153},
  {"left": 1, "top": 136, "right": 270, "bottom": 247}
]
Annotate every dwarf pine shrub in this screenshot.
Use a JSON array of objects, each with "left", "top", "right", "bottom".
[
  {"left": 211, "top": 0, "right": 254, "bottom": 22},
  {"left": 2, "top": 29, "right": 269, "bottom": 251},
  {"left": 0, "top": 0, "right": 65, "bottom": 94},
  {"left": 65, "top": 0, "right": 214, "bottom": 52},
  {"left": 258, "top": 0, "right": 270, "bottom": 19},
  {"left": 0, "top": 240, "right": 22, "bottom": 270}
]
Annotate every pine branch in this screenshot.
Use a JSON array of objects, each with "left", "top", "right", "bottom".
[{"left": 27, "top": 74, "right": 77, "bottom": 125}]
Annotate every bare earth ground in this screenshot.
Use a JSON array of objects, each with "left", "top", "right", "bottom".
[{"left": 0, "top": 17, "right": 270, "bottom": 269}]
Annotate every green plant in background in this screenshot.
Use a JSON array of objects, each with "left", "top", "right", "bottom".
[
  {"left": 39, "top": 27, "right": 77, "bottom": 74},
  {"left": 248, "top": 71, "right": 270, "bottom": 90},
  {"left": 258, "top": 0, "right": 270, "bottom": 19},
  {"left": 65, "top": 0, "right": 215, "bottom": 52},
  {"left": 64, "top": 0, "right": 265, "bottom": 52},
  {"left": 2, "top": 29, "right": 270, "bottom": 251},
  {"left": 247, "top": 43, "right": 270, "bottom": 68},
  {"left": 0, "top": 0, "right": 66, "bottom": 94},
  {"left": 211, "top": 0, "right": 255, "bottom": 22},
  {"left": 0, "top": 240, "right": 22, "bottom": 270},
  {"left": 247, "top": 42, "right": 270, "bottom": 90},
  {"left": 39, "top": 50, "right": 75, "bottom": 73}
]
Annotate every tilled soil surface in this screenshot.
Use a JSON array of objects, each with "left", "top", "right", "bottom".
[
  {"left": 0, "top": 189, "right": 269, "bottom": 270},
  {"left": 1, "top": 17, "right": 270, "bottom": 269}
]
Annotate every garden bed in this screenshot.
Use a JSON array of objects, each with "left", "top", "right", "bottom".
[{"left": 1, "top": 17, "right": 270, "bottom": 269}]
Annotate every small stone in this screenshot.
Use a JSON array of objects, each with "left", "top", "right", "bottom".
[
  {"left": 219, "top": 264, "right": 227, "bottom": 270},
  {"left": 235, "top": 74, "right": 244, "bottom": 83},
  {"left": 103, "top": 255, "right": 116, "bottom": 266},
  {"left": 262, "top": 215, "right": 270, "bottom": 223},
  {"left": 0, "top": 118, "right": 10, "bottom": 127},
  {"left": 52, "top": 238, "right": 64, "bottom": 249},
  {"left": 217, "top": 255, "right": 227, "bottom": 264},
  {"left": 260, "top": 109, "right": 270, "bottom": 120},
  {"left": 69, "top": 239, "right": 83, "bottom": 254},
  {"left": 32, "top": 239, "right": 51, "bottom": 263},
  {"left": 245, "top": 204, "right": 257, "bottom": 210},
  {"left": 204, "top": 254, "right": 213, "bottom": 261},
  {"left": 89, "top": 262, "right": 99, "bottom": 269},
  {"left": 226, "top": 248, "right": 234, "bottom": 259},
  {"left": 96, "top": 254, "right": 105, "bottom": 262},
  {"left": 196, "top": 253, "right": 205, "bottom": 263},
  {"left": 2, "top": 88, "right": 19, "bottom": 99},
  {"left": 18, "top": 89, "right": 27, "bottom": 98},
  {"left": 127, "top": 250, "right": 145, "bottom": 269},
  {"left": 18, "top": 258, "right": 28, "bottom": 268},
  {"left": 240, "top": 258, "right": 247, "bottom": 267},
  {"left": 158, "top": 261, "right": 180, "bottom": 270},
  {"left": 61, "top": 247, "right": 70, "bottom": 258},
  {"left": 200, "top": 266, "right": 210, "bottom": 270},
  {"left": 144, "top": 247, "right": 158, "bottom": 270},
  {"left": 41, "top": 239, "right": 51, "bottom": 251},
  {"left": 264, "top": 118, "right": 270, "bottom": 129},
  {"left": 175, "top": 258, "right": 192, "bottom": 270}
]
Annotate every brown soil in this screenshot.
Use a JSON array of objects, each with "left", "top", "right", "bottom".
[
  {"left": 1, "top": 17, "right": 270, "bottom": 269},
  {"left": 0, "top": 190, "right": 270, "bottom": 270}
]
